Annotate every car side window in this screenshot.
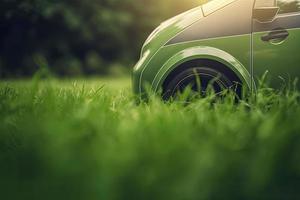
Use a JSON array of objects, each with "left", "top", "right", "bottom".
[{"left": 277, "top": 0, "right": 300, "bottom": 14}]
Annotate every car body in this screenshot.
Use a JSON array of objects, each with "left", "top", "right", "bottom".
[{"left": 132, "top": 0, "right": 300, "bottom": 99}]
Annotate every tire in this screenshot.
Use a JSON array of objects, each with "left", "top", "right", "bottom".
[{"left": 162, "top": 67, "right": 241, "bottom": 101}]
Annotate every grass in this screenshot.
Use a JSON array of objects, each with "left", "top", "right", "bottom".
[{"left": 0, "top": 76, "right": 300, "bottom": 200}]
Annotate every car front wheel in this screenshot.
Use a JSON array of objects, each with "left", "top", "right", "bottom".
[{"left": 163, "top": 67, "right": 241, "bottom": 101}]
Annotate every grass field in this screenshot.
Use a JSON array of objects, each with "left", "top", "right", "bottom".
[{"left": 0, "top": 76, "right": 300, "bottom": 200}]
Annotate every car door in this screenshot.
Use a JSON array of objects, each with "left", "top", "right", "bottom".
[{"left": 252, "top": 0, "right": 300, "bottom": 89}]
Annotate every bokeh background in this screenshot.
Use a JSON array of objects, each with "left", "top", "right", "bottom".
[{"left": 0, "top": 0, "right": 208, "bottom": 78}]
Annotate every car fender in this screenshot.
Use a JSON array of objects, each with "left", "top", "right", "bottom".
[{"left": 151, "top": 46, "right": 254, "bottom": 92}]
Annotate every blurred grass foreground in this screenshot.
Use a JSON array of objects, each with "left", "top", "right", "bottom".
[{"left": 1, "top": 78, "right": 300, "bottom": 200}]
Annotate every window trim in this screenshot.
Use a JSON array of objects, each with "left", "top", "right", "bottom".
[{"left": 276, "top": 10, "right": 300, "bottom": 16}]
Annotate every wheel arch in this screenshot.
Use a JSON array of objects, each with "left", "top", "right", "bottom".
[{"left": 151, "top": 46, "right": 253, "bottom": 93}]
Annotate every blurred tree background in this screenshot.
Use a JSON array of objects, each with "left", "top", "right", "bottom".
[{"left": 0, "top": 0, "right": 205, "bottom": 77}]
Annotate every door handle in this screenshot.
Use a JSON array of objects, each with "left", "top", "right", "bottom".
[{"left": 261, "top": 28, "right": 289, "bottom": 43}]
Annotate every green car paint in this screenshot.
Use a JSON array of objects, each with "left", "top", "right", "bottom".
[
  {"left": 253, "top": 27, "right": 300, "bottom": 88},
  {"left": 132, "top": 6, "right": 205, "bottom": 94},
  {"left": 132, "top": 0, "right": 300, "bottom": 97}
]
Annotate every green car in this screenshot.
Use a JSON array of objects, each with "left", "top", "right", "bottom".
[{"left": 132, "top": 0, "right": 300, "bottom": 99}]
